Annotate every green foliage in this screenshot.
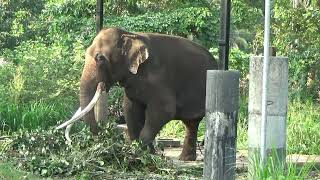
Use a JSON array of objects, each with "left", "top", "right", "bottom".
[
  {"left": 107, "top": 86, "right": 125, "bottom": 119},
  {"left": 105, "top": 6, "right": 219, "bottom": 48},
  {"left": 1, "top": 41, "right": 83, "bottom": 103},
  {"left": 0, "top": 0, "right": 45, "bottom": 49},
  {"left": 232, "top": 0, "right": 263, "bottom": 30},
  {"left": 1, "top": 123, "right": 175, "bottom": 177},
  {"left": 229, "top": 48, "right": 250, "bottom": 93},
  {"left": 230, "top": 0, "right": 263, "bottom": 53},
  {"left": 0, "top": 162, "right": 41, "bottom": 180},
  {"left": 272, "top": 6, "right": 320, "bottom": 100},
  {"left": 236, "top": 96, "right": 249, "bottom": 150},
  {"left": 250, "top": 4, "right": 320, "bottom": 100},
  {"left": 0, "top": 101, "right": 71, "bottom": 132}
]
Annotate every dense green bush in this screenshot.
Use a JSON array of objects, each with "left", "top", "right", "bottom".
[
  {"left": 229, "top": 48, "right": 250, "bottom": 93},
  {"left": 105, "top": 6, "right": 219, "bottom": 48},
  {"left": 0, "top": 0, "right": 45, "bottom": 49},
  {"left": 1, "top": 41, "right": 83, "bottom": 103},
  {"left": 272, "top": 6, "right": 320, "bottom": 100},
  {"left": 250, "top": 4, "right": 320, "bottom": 100}
]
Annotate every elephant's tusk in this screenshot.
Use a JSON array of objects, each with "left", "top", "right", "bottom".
[
  {"left": 56, "top": 82, "right": 106, "bottom": 130},
  {"left": 65, "top": 123, "right": 73, "bottom": 142},
  {"left": 64, "top": 107, "right": 81, "bottom": 142}
]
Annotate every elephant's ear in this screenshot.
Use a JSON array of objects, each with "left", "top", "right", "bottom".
[{"left": 121, "top": 34, "right": 149, "bottom": 74}]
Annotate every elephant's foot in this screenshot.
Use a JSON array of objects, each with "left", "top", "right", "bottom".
[
  {"left": 179, "top": 119, "right": 201, "bottom": 161},
  {"left": 141, "top": 142, "right": 155, "bottom": 154},
  {"left": 89, "top": 122, "right": 100, "bottom": 135},
  {"left": 179, "top": 147, "right": 197, "bottom": 161}
]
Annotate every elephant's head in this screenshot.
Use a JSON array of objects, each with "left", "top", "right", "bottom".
[
  {"left": 56, "top": 28, "right": 149, "bottom": 139},
  {"left": 92, "top": 28, "right": 149, "bottom": 84}
]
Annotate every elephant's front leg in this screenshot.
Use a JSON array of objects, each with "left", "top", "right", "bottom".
[
  {"left": 123, "top": 94, "right": 145, "bottom": 141},
  {"left": 139, "top": 99, "right": 176, "bottom": 147},
  {"left": 179, "top": 119, "right": 201, "bottom": 161}
]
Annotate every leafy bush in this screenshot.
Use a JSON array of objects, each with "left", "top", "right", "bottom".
[
  {"left": 251, "top": 5, "right": 320, "bottom": 100},
  {"left": 0, "top": 40, "right": 85, "bottom": 103},
  {"left": 105, "top": 6, "right": 219, "bottom": 48},
  {"left": 1, "top": 123, "right": 175, "bottom": 177},
  {"left": 229, "top": 48, "right": 251, "bottom": 94},
  {"left": 0, "top": 0, "right": 45, "bottom": 49},
  {"left": 0, "top": 40, "right": 84, "bottom": 131},
  {"left": 232, "top": 0, "right": 263, "bottom": 31}
]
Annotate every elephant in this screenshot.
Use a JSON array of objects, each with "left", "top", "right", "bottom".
[{"left": 57, "top": 27, "right": 218, "bottom": 161}]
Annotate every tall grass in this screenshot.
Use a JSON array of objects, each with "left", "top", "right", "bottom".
[
  {"left": 287, "top": 100, "right": 320, "bottom": 155},
  {"left": 0, "top": 100, "right": 72, "bottom": 132},
  {"left": 248, "top": 152, "right": 315, "bottom": 179}
]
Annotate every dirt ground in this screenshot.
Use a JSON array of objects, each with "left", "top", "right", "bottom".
[{"left": 161, "top": 143, "right": 320, "bottom": 179}]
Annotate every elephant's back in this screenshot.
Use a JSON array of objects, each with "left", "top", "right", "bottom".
[{"left": 141, "top": 32, "right": 217, "bottom": 69}]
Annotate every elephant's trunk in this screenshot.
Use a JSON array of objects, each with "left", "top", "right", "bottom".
[
  {"left": 56, "top": 63, "right": 109, "bottom": 140},
  {"left": 79, "top": 58, "right": 109, "bottom": 134},
  {"left": 79, "top": 81, "right": 100, "bottom": 134},
  {"left": 56, "top": 82, "right": 107, "bottom": 131}
]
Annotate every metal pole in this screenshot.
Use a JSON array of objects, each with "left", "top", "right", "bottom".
[
  {"left": 96, "top": 0, "right": 103, "bottom": 34},
  {"left": 261, "top": 0, "right": 271, "bottom": 166},
  {"left": 218, "top": 0, "right": 231, "bottom": 70}
]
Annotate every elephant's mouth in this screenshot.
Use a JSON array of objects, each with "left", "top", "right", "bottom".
[{"left": 56, "top": 81, "right": 106, "bottom": 141}]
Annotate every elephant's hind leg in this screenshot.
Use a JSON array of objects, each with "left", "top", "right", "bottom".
[{"left": 179, "top": 119, "right": 201, "bottom": 161}]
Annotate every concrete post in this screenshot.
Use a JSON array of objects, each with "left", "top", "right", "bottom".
[
  {"left": 248, "top": 56, "right": 288, "bottom": 177},
  {"left": 203, "top": 70, "right": 240, "bottom": 180}
]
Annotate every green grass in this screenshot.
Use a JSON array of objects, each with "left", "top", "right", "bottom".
[
  {"left": 0, "top": 100, "right": 73, "bottom": 132},
  {"left": 0, "top": 161, "right": 44, "bottom": 180},
  {"left": 287, "top": 100, "right": 320, "bottom": 155},
  {"left": 248, "top": 151, "right": 318, "bottom": 180}
]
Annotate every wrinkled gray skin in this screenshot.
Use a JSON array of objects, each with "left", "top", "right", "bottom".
[{"left": 80, "top": 27, "right": 217, "bottom": 161}]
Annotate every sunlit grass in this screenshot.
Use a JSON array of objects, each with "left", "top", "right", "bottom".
[
  {"left": 0, "top": 100, "right": 72, "bottom": 132},
  {"left": 0, "top": 161, "right": 43, "bottom": 180},
  {"left": 248, "top": 152, "right": 316, "bottom": 179}
]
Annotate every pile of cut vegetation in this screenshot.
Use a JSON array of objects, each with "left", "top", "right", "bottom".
[{"left": 0, "top": 122, "right": 179, "bottom": 178}]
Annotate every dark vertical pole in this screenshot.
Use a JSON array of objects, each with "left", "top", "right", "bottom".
[
  {"left": 96, "top": 0, "right": 103, "bottom": 34},
  {"left": 219, "top": 0, "right": 231, "bottom": 70}
]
